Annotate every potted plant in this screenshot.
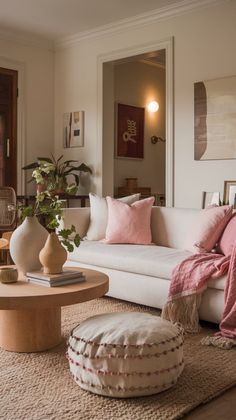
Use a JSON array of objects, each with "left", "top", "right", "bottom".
[
  {"left": 10, "top": 191, "right": 81, "bottom": 275},
  {"left": 22, "top": 155, "right": 92, "bottom": 195}
]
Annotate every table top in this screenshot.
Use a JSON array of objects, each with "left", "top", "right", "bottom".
[{"left": 0, "top": 267, "right": 109, "bottom": 310}]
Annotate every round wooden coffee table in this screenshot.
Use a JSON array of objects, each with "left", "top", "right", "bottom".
[{"left": 0, "top": 267, "right": 109, "bottom": 353}]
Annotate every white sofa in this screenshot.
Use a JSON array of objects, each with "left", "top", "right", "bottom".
[{"left": 61, "top": 206, "right": 226, "bottom": 324}]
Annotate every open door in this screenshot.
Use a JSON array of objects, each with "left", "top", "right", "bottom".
[{"left": 0, "top": 67, "right": 18, "bottom": 190}]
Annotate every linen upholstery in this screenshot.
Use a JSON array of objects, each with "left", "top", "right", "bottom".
[
  {"left": 69, "top": 241, "right": 226, "bottom": 291},
  {"left": 69, "top": 240, "right": 192, "bottom": 280},
  {"left": 67, "top": 312, "right": 184, "bottom": 397},
  {"left": 60, "top": 206, "right": 202, "bottom": 249},
  {"left": 151, "top": 207, "right": 200, "bottom": 249},
  {"left": 62, "top": 206, "right": 228, "bottom": 323}
]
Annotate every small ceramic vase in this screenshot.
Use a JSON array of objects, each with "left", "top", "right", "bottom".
[
  {"left": 10, "top": 216, "right": 48, "bottom": 275},
  {"left": 39, "top": 232, "right": 67, "bottom": 274}
]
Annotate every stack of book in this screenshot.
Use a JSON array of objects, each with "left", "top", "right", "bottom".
[{"left": 26, "top": 269, "right": 86, "bottom": 287}]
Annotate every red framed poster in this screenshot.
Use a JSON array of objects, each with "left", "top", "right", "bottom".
[{"left": 116, "top": 103, "right": 145, "bottom": 159}]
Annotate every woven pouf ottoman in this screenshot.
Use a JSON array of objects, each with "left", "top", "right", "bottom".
[{"left": 67, "top": 312, "right": 184, "bottom": 398}]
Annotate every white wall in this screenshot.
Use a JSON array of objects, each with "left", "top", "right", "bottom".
[
  {"left": 54, "top": 1, "right": 236, "bottom": 208},
  {"left": 0, "top": 38, "right": 54, "bottom": 194},
  {"left": 113, "top": 61, "right": 165, "bottom": 194}
]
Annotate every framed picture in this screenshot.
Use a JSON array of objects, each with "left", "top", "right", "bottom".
[
  {"left": 194, "top": 75, "right": 236, "bottom": 160},
  {"left": 202, "top": 191, "right": 220, "bottom": 208},
  {"left": 116, "top": 103, "right": 145, "bottom": 159},
  {"left": 63, "top": 111, "right": 84, "bottom": 148},
  {"left": 224, "top": 180, "right": 236, "bottom": 206}
]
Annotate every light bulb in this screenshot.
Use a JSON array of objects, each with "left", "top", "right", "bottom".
[{"left": 148, "top": 101, "right": 159, "bottom": 113}]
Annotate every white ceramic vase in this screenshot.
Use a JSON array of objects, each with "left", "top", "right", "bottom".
[{"left": 10, "top": 216, "right": 48, "bottom": 275}]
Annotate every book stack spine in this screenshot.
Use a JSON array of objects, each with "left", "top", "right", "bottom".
[{"left": 26, "top": 270, "right": 86, "bottom": 287}]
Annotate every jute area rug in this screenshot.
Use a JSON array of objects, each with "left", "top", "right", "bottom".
[{"left": 1, "top": 297, "right": 236, "bottom": 420}]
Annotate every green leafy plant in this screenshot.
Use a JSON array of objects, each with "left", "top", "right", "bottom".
[
  {"left": 22, "top": 155, "right": 92, "bottom": 195},
  {"left": 19, "top": 191, "right": 81, "bottom": 253}
]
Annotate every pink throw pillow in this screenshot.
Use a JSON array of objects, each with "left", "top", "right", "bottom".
[
  {"left": 103, "top": 196, "right": 155, "bottom": 244},
  {"left": 185, "top": 205, "right": 233, "bottom": 253},
  {"left": 217, "top": 214, "right": 236, "bottom": 256}
]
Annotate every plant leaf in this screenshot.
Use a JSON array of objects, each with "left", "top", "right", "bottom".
[
  {"left": 22, "top": 162, "right": 39, "bottom": 170},
  {"left": 77, "top": 163, "right": 92, "bottom": 173},
  {"left": 37, "top": 157, "right": 53, "bottom": 163},
  {"left": 74, "top": 234, "right": 81, "bottom": 247},
  {"left": 56, "top": 155, "right": 64, "bottom": 164}
]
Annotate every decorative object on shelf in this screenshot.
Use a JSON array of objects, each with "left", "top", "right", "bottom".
[
  {"left": 22, "top": 155, "right": 92, "bottom": 196},
  {"left": 150, "top": 136, "right": 166, "bottom": 144},
  {"left": 116, "top": 103, "right": 144, "bottom": 159},
  {"left": 0, "top": 267, "right": 18, "bottom": 283},
  {"left": 63, "top": 111, "right": 84, "bottom": 148},
  {"left": 39, "top": 232, "right": 67, "bottom": 274},
  {"left": 125, "top": 177, "right": 138, "bottom": 190},
  {"left": 194, "top": 75, "right": 236, "bottom": 160},
  {"left": 118, "top": 177, "right": 151, "bottom": 199},
  {"left": 223, "top": 180, "right": 236, "bottom": 206},
  {"left": 202, "top": 191, "right": 221, "bottom": 208},
  {"left": 10, "top": 216, "right": 48, "bottom": 274},
  {"left": 154, "top": 193, "right": 166, "bottom": 206}
]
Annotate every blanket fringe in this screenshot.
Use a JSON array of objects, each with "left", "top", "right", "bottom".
[
  {"left": 162, "top": 294, "right": 202, "bottom": 333},
  {"left": 201, "top": 336, "right": 236, "bottom": 350}
]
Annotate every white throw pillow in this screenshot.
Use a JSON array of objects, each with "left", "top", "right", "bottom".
[{"left": 85, "top": 193, "right": 140, "bottom": 240}]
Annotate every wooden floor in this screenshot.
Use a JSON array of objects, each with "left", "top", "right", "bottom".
[{"left": 186, "top": 386, "right": 236, "bottom": 419}]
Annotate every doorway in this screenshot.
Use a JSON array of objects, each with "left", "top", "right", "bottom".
[
  {"left": 112, "top": 51, "right": 166, "bottom": 204},
  {"left": 99, "top": 38, "right": 173, "bottom": 206},
  {"left": 0, "top": 67, "right": 18, "bottom": 190}
]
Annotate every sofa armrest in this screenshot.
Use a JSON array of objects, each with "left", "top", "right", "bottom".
[{"left": 58, "top": 207, "right": 90, "bottom": 238}]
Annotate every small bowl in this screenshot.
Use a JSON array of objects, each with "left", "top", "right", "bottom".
[{"left": 0, "top": 267, "right": 18, "bottom": 284}]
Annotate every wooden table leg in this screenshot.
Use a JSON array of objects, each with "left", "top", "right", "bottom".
[{"left": 0, "top": 307, "right": 62, "bottom": 352}]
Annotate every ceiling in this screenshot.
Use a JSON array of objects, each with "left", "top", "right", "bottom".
[{"left": 0, "top": 0, "right": 186, "bottom": 42}]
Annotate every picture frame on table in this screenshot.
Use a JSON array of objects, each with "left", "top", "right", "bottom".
[
  {"left": 116, "top": 103, "right": 145, "bottom": 159},
  {"left": 202, "top": 191, "right": 220, "bottom": 209},
  {"left": 223, "top": 180, "right": 236, "bottom": 207}
]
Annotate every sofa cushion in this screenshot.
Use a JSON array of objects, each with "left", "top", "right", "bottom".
[
  {"left": 70, "top": 241, "right": 191, "bottom": 280},
  {"left": 184, "top": 205, "right": 233, "bottom": 253},
  {"left": 104, "top": 196, "right": 154, "bottom": 244},
  {"left": 69, "top": 241, "right": 227, "bottom": 291},
  {"left": 85, "top": 193, "right": 140, "bottom": 241},
  {"left": 217, "top": 214, "right": 236, "bottom": 256}
]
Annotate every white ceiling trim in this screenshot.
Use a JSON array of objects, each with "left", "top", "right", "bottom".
[{"left": 55, "top": 0, "right": 228, "bottom": 50}]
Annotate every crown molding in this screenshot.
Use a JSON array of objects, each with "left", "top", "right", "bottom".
[
  {"left": 55, "top": 0, "right": 228, "bottom": 50},
  {"left": 0, "top": 28, "right": 54, "bottom": 51}
]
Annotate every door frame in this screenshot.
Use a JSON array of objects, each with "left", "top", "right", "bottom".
[
  {"left": 0, "top": 57, "right": 25, "bottom": 194},
  {"left": 97, "top": 37, "right": 174, "bottom": 206}
]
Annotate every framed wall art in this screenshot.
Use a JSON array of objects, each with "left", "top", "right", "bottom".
[
  {"left": 223, "top": 180, "right": 236, "bottom": 206},
  {"left": 116, "top": 103, "right": 145, "bottom": 159},
  {"left": 63, "top": 111, "right": 84, "bottom": 148},
  {"left": 194, "top": 75, "right": 236, "bottom": 160},
  {"left": 202, "top": 191, "right": 220, "bottom": 208}
]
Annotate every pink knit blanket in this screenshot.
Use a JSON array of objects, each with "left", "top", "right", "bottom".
[{"left": 162, "top": 246, "right": 236, "bottom": 349}]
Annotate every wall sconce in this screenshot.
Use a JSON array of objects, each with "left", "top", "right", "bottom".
[
  {"left": 147, "top": 101, "right": 159, "bottom": 113},
  {"left": 151, "top": 135, "right": 166, "bottom": 144}
]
